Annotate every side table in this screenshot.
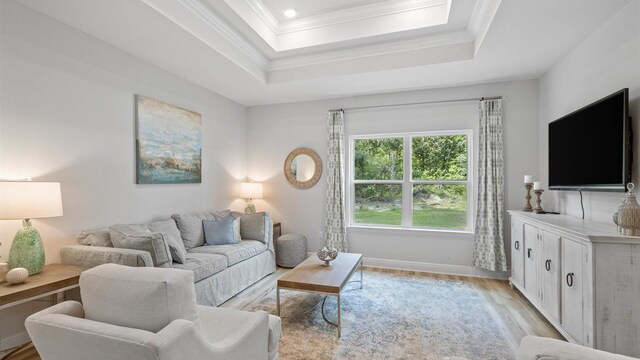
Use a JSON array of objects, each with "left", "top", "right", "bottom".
[
  {"left": 1, "top": 263, "right": 85, "bottom": 358},
  {"left": 273, "top": 222, "right": 281, "bottom": 240},
  {"left": 1, "top": 263, "right": 85, "bottom": 309}
]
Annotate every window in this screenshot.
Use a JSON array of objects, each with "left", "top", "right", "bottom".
[{"left": 350, "top": 131, "right": 472, "bottom": 231}]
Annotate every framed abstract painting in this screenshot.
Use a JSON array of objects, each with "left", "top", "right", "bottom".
[{"left": 135, "top": 95, "right": 202, "bottom": 184}]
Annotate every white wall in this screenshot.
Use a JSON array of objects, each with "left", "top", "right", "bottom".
[
  {"left": 248, "top": 80, "right": 539, "bottom": 278},
  {"left": 0, "top": 1, "right": 247, "bottom": 349},
  {"left": 538, "top": 0, "right": 640, "bottom": 222}
]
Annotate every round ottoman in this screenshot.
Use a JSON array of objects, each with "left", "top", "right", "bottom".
[{"left": 276, "top": 234, "right": 307, "bottom": 268}]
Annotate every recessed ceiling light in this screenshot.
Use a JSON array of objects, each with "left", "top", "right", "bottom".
[{"left": 284, "top": 9, "right": 297, "bottom": 18}]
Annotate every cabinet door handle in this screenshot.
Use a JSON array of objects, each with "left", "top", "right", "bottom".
[
  {"left": 527, "top": 248, "right": 532, "bottom": 259},
  {"left": 545, "top": 259, "right": 551, "bottom": 271},
  {"left": 515, "top": 241, "right": 520, "bottom": 250},
  {"left": 566, "top": 272, "right": 575, "bottom": 287}
]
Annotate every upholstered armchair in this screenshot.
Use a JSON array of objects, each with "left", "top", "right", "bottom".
[{"left": 25, "top": 264, "right": 281, "bottom": 360}]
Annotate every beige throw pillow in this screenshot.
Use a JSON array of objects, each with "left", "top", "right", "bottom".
[
  {"left": 240, "top": 212, "right": 268, "bottom": 243},
  {"left": 148, "top": 220, "right": 188, "bottom": 264},
  {"left": 109, "top": 225, "right": 172, "bottom": 267}
]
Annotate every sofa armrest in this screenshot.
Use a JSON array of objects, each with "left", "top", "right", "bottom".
[
  {"left": 517, "top": 336, "right": 637, "bottom": 360},
  {"left": 61, "top": 245, "right": 153, "bottom": 268}
]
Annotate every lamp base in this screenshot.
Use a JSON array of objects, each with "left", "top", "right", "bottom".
[
  {"left": 8, "top": 219, "right": 45, "bottom": 275},
  {"left": 245, "top": 202, "right": 257, "bottom": 215}
]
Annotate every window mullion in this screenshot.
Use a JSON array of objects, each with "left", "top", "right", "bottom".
[{"left": 402, "top": 135, "right": 412, "bottom": 227}]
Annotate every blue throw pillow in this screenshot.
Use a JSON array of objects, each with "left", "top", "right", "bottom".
[{"left": 203, "top": 216, "right": 238, "bottom": 245}]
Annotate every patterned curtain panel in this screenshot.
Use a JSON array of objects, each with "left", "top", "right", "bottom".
[
  {"left": 473, "top": 99, "right": 507, "bottom": 272},
  {"left": 324, "top": 110, "right": 348, "bottom": 252}
]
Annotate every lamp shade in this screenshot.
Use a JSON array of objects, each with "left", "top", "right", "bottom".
[
  {"left": 0, "top": 181, "right": 63, "bottom": 220},
  {"left": 240, "top": 182, "right": 263, "bottom": 199}
]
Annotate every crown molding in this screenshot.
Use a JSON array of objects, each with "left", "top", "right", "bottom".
[
  {"left": 246, "top": 0, "right": 278, "bottom": 33},
  {"left": 276, "top": 0, "right": 449, "bottom": 35},
  {"left": 268, "top": 30, "right": 473, "bottom": 71},
  {"left": 175, "top": 0, "right": 268, "bottom": 67},
  {"left": 468, "top": 0, "right": 502, "bottom": 54}
]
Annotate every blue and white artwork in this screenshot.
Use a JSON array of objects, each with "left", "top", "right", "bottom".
[{"left": 136, "top": 95, "right": 202, "bottom": 184}]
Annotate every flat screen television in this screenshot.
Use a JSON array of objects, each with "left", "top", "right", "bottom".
[{"left": 548, "top": 88, "right": 631, "bottom": 192}]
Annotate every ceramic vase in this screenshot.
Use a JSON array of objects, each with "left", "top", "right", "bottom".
[{"left": 8, "top": 220, "right": 45, "bottom": 275}]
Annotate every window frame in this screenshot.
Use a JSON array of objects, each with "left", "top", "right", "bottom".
[{"left": 348, "top": 130, "right": 474, "bottom": 233}]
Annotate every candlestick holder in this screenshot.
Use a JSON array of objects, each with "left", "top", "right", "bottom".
[
  {"left": 523, "top": 183, "right": 533, "bottom": 212},
  {"left": 534, "top": 189, "right": 544, "bottom": 212}
]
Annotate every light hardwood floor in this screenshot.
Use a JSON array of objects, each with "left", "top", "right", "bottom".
[{"left": 4, "top": 267, "right": 562, "bottom": 360}]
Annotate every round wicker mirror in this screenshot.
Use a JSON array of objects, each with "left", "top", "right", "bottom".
[{"left": 284, "top": 148, "right": 322, "bottom": 189}]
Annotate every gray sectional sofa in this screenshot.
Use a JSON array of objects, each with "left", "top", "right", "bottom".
[{"left": 61, "top": 210, "right": 276, "bottom": 306}]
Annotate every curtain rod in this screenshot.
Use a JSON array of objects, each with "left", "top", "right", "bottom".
[{"left": 329, "top": 96, "right": 502, "bottom": 112}]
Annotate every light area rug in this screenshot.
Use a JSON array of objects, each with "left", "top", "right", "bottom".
[{"left": 242, "top": 270, "right": 515, "bottom": 360}]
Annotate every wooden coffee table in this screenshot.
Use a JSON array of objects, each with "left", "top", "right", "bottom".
[{"left": 276, "top": 253, "right": 363, "bottom": 337}]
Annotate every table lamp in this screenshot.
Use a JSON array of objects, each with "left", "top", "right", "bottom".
[
  {"left": 240, "top": 182, "right": 262, "bottom": 215},
  {"left": 0, "top": 181, "right": 63, "bottom": 275}
]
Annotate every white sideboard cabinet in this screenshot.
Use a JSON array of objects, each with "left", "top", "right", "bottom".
[{"left": 508, "top": 210, "right": 640, "bottom": 357}]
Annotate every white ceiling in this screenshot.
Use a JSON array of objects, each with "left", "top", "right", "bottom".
[
  {"left": 15, "top": 0, "right": 633, "bottom": 106},
  {"left": 262, "top": 0, "right": 390, "bottom": 22}
]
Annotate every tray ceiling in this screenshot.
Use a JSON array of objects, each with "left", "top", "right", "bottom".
[{"left": 11, "top": 0, "right": 633, "bottom": 105}]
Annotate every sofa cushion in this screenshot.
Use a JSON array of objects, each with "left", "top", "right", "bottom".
[
  {"left": 188, "top": 240, "right": 267, "bottom": 266},
  {"left": 80, "top": 264, "right": 201, "bottom": 333},
  {"left": 240, "top": 212, "right": 268, "bottom": 243},
  {"left": 203, "top": 217, "right": 238, "bottom": 246},
  {"left": 172, "top": 253, "right": 228, "bottom": 282},
  {"left": 172, "top": 210, "right": 232, "bottom": 250},
  {"left": 76, "top": 228, "right": 113, "bottom": 247},
  {"left": 148, "top": 220, "right": 187, "bottom": 264},
  {"left": 110, "top": 231, "right": 172, "bottom": 268}
]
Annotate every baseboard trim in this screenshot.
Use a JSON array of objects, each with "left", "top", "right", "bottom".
[
  {"left": 307, "top": 252, "right": 508, "bottom": 280},
  {"left": 1, "top": 330, "right": 30, "bottom": 353},
  {"left": 363, "top": 257, "right": 508, "bottom": 279}
]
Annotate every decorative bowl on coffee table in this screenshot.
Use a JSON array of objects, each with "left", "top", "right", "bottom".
[{"left": 317, "top": 246, "right": 338, "bottom": 266}]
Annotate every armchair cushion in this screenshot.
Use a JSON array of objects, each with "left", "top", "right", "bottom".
[
  {"left": 80, "top": 264, "right": 200, "bottom": 333},
  {"left": 197, "top": 305, "right": 270, "bottom": 359},
  {"left": 517, "top": 336, "right": 638, "bottom": 360}
]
